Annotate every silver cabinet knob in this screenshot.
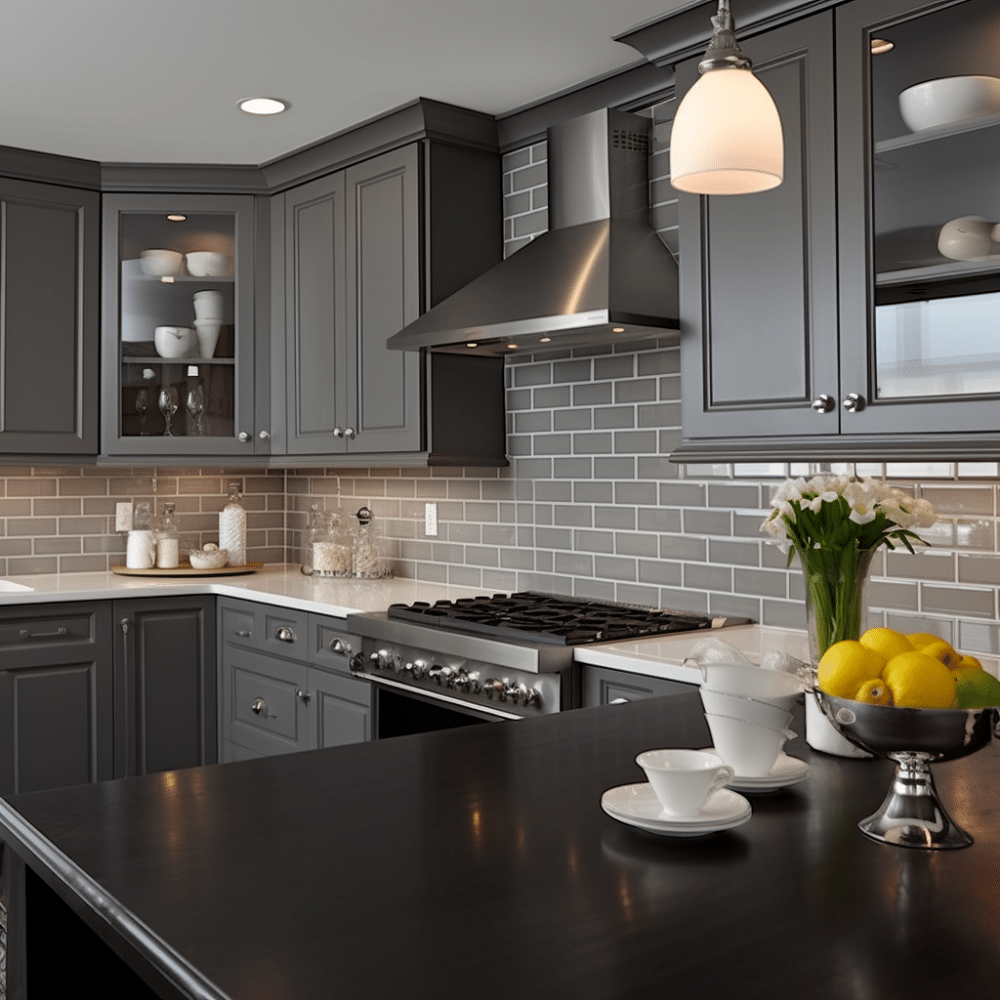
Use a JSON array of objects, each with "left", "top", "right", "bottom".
[
  {"left": 329, "top": 638, "right": 352, "bottom": 655},
  {"left": 234, "top": 629, "right": 252, "bottom": 638},
  {"left": 344, "top": 427, "right": 356, "bottom": 439},
  {"left": 250, "top": 697, "right": 267, "bottom": 715},
  {"left": 811, "top": 394, "right": 834, "bottom": 413},
  {"left": 842, "top": 392, "right": 866, "bottom": 412},
  {"left": 296, "top": 689, "right": 311, "bottom": 704},
  {"left": 333, "top": 426, "right": 344, "bottom": 438},
  {"left": 238, "top": 431, "right": 251, "bottom": 442},
  {"left": 275, "top": 626, "right": 296, "bottom": 643},
  {"left": 259, "top": 430, "right": 270, "bottom": 440}
]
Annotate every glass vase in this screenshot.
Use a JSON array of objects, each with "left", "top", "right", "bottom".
[{"left": 800, "top": 546, "right": 875, "bottom": 666}]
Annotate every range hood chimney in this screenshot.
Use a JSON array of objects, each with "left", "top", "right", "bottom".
[{"left": 387, "top": 107, "right": 680, "bottom": 356}]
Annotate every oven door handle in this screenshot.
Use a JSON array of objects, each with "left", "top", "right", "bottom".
[{"left": 368, "top": 673, "right": 524, "bottom": 721}]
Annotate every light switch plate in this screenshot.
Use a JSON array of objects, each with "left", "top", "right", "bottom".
[
  {"left": 115, "top": 502, "right": 134, "bottom": 532},
  {"left": 424, "top": 502, "right": 438, "bottom": 536}
]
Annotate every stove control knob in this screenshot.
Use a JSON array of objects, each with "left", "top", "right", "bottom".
[
  {"left": 349, "top": 653, "right": 365, "bottom": 673},
  {"left": 410, "top": 659, "right": 428, "bottom": 679},
  {"left": 483, "top": 679, "right": 500, "bottom": 700},
  {"left": 429, "top": 665, "right": 453, "bottom": 685},
  {"left": 524, "top": 687, "right": 542, "bottom": 709},
  {"left": 370, "top": 649, "right": 392, "bottom": 671}
]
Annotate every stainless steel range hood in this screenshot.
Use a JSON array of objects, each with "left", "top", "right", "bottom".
[{"left": 387, "top": 107, "right": 680, "bottom": 357}]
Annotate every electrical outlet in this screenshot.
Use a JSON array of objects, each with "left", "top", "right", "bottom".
[
  {"left": 115, "top": 502, "right": 134, "bottom": 532},
  {"left": 424, "top": 502, "right": 438, "bottom": 537}
]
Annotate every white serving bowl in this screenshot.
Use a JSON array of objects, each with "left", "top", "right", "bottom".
[
  {"left": 154, "top": 326, "right": 197, "bottom": 358},
  {"left": 188, "top": 548, "right": 229, "bottom": 570},
  {"left": 699, "top": 661, "right": 805, "bottom": 706},
  {"left": 185, "top": 252, "right": 231, "bottom": 277},
  {"left": 937, "top": 216, "right": 994, "bottom": 262},
  {"left": 899, "top": 75, "right": 1000, "bottom": 132},
  {"left": 699, "top": 687, "right": 794, "bottom": 732},
  {"left": 705, "top": 712, "right": 795, "bottom": 777},
  {"left": 140, "top": 249, "right": 184, "bottom": 276}
]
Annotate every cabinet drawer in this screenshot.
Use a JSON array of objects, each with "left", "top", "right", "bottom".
[
  {"left": 219, "top": 598, "right": 309, "bottom": 660},
  {"left": 222, "top": 649, "right": 310, "bottom": 756},
  {"left": 308, "top": 614, "right": 356, "bottom": 673},
  {"left": 581, "top": 665, "right": 694, "bottom": 708},
  {"left": 0, "top": 605, "right": 104, "bottom": 668}
]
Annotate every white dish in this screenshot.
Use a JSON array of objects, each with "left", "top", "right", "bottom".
[
  {"left": 899, "top": 75, "right": 1000, "bottom": 132},
  {"left": 700, "top": 748, "right": 810, "bottom": 792},
  {"left": 601, "top": 783, "right": 751, "bottom": 837}
]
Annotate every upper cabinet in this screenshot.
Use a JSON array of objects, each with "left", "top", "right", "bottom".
[
  {"left": 101, "top": 193, "right": 262, "bottom": 458},
  {"left": 676, "top": 0, "right": 1000, "bottom": 461},
  {"left": 0, "top": 175, "right": 99, "bottom": 457},
  {"left": 273, "top": 137, "right": 507, "bottom": 465}
]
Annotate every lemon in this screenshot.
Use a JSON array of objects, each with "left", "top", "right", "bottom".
[
  {"left": 817, "top": 640, "right": 886, "bottom": 699},
  {"left": 855, "top": 677, "right": 892, "bottom": 705},
  {"left": 953, "top": 665, "right": 1000, "bottom": 709},
  {"left": 958, "top": 654, "right": 982, "bottom": 670},
  {"left": 920, "top": 639, "right": 962, "bottom": 670},
  {"left": 859, "top": 627, "right": 913, "bottom": 662},
  {"left": 905, "top": 632, "right": 945, "bottom": 650},
  {"left": 882, "top": 651, "right": 957, "bottom": 708}
]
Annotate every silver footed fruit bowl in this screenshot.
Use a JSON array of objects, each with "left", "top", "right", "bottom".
[{"left": 814, "top": 691, "right": 998, "bottom": 850}]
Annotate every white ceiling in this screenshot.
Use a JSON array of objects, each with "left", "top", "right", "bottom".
[{"left": 2, "top": 0, "right": 693, "bottom": 166}]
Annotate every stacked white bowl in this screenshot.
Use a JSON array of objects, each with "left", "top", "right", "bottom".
[{"left": 698, "top": 662, "right": 802, "bottom": 777}]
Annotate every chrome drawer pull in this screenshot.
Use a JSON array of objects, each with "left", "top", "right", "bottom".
[
  {"left": 329, "top": 638, "right": 352, "bottom": 655},
  {"left": 19, "top": 627, "right": 68, "bottom": 639},
  {"left": 275, "top": 626, "right": 296, "bottom": 642},
  {"left": 234, "top": 629, "right": 253, "bottom": 638},
  {"left": 251, "top": 697, "right": 268, "bottom": 715}
]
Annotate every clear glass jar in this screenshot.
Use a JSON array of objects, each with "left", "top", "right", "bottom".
[
  {"left": 303, "top": 505, "right": 351, "bottom": 577},
  {"left": 154, "top": 502, "right": 180, "bottom": 569}
]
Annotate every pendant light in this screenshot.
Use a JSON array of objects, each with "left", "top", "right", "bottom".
[{"left": 670, "top": 0, "right": 784, "bottom": 195}]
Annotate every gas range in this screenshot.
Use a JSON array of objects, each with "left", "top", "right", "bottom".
[{"left": 347, "top": 592, "right": 750, "bottom": 730}]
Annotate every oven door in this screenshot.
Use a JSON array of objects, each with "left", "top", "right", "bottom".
[{"left": 372, "top": 679, "right": 518, "bottom": 739}]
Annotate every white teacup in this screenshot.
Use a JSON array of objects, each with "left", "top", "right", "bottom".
[
  {"left": 699, "top": 687, "right": 794, "bottom": 732},
  {"left": 706, "top": 712, "right": 795, "bottom": 777},
  {"left": 636, "top": 748, "right": 735, "bottom": 817},
  {"left": 699, "top": 662, "right": 804, "bottom": 709}
]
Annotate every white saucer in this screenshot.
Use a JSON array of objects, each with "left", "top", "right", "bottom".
[
  {"left": 701, "top": 748, "right": 810, "bottom": 792},
  {"left": 601, "top": 783, "right": 752, "bottom": 837}
]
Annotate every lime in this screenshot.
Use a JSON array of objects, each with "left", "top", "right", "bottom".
[
  {"left": 883, "top": 651, "right": 957, "bottom": 708},
  {"left": 817, "top": 640, "right": 886, "bottom": 699},
  {"left": 953, "top": 665, "right": 1000, "bottom": 709}
]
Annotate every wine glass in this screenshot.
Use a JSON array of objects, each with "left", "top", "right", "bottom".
[
  {"left": 134, "top": 387, "right": 150, "bottom": 435},
  {"left": 186, "top": 384, "right": 206, "bottom": 436},
  {"left": 158, "top": 385, "right": 179, "bottom": 436}
]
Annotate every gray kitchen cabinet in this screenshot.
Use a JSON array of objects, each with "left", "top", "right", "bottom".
[
  {"left": 219, "top": 597, "right": 369, "bottom": 760},
  {"left": 0, "top": 175, "right": 100, "bottom": 457},
  {"left": 675, "top": 0, "right": 1000, "bottom": 461},
  {"left": 101, "top": 193, "right": 263, "bottom": 459},
  {"left": 113, "top": 596, "right": 218, "bottom": 777},
  {"left": 274, "top": 140, "right": 507, "bottom": 464},
  {"left": 0, "top": 603, "right": 114, "bottom": 796},
  {"left": 581, "top": 664, "right": 693, "bottom": 708}
]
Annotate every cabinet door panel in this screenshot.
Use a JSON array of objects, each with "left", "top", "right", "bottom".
[
  {"left": 345, "top": 145, "right": 422, "bottom": 452},
  {"left": 679, "top": 14, "right": 839, "bottom": 440},
  {"left": 310, "top": 668, "right": 372, "bottom": 749},
  {"left": 0, "top": 178, "right": 98, "bottom": 454}
]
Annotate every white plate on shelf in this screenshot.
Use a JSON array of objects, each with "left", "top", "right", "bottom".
[
  {"left": 601, "top": 783, "right": 751, "bottom": 837},
  {"left": 700, "top": 748, "right": 810, "bottom": 792}
]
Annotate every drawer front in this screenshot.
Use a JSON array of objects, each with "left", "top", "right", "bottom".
[
  {"left": 219, "top": 598, "right": 309, "bottom": 661},
  {"left": 222, "top": 649, "right": 310, "bottom": 755},
  {"left": 581, "top": 665, "right": 694, "bottom": 708},
  {"left": 0, "top": 604, "right": 106, "bottom": 668},
  {"left": 308, "top": 614, "right": 356, "bottom": 674}
]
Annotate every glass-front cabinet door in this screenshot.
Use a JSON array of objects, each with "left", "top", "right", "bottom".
[
  {"left": 102, "top": 194, "right": 259, "bottom": 457},
  {"left": 838, "top": 0, "right": 1000, "bottom": 438}
]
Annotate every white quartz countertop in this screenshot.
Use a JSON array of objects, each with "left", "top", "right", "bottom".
[
  {"left": 0, "top": 565, "right": 488, "bottom": 618},
  {"left": 574, "top": 624, "right": 812, "bottom": 684}
]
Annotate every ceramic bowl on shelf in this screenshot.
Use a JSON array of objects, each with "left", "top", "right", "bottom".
[
  {"left": 899, "top": 75, "right": 1000, "bottom": 132},
  {"left": 154, "top": 326, "right": 197, "bottom": 358},
  {"left": 185, "top": 252, "right": 231, "bottom": 277},
  {"left": 140, "top": 249, "right": 184, "bottom": 276},
  {"left": 937, "top": 216, "right": 994, "bottom": 261}
]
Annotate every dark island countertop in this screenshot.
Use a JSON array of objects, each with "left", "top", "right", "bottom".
[{"left": 1, "top": 692, "right": 998, "bottom": 1000}]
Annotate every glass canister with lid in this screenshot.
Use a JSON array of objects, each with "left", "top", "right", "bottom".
[{"left": 302, "top": 505, "right": 351, "bottom": 577}]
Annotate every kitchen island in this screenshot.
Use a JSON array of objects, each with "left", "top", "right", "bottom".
[{"left": 1, "top": 692, "right": 998, "bottom": 1000}]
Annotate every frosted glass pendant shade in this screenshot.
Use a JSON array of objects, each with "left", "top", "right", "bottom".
[{"left": 671, "top": 67, "right": 784, "bottom": 194}]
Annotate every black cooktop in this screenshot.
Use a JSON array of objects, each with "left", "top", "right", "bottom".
[{"left": 386, "top": 591, "right": 747, "bottom": 646}]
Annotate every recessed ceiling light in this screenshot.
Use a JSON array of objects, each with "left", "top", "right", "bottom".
[
  {"left": 870, "top": 38, "right": 894, "bottom": 54},
  {"left": 237, "top": 97, "right": 289, "bottom": 116},
  {"left": 166, "top": 214, "right": 187, "bottom": 222}
]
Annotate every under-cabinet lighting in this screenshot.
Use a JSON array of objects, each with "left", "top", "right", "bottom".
[
  {"left": 237, "top": 97, "right": 288, "bottom": 116},
  {"left": 160, "top": 276, "right": 175, "bottom": 284},
  {"left": 466, "top": 342, "right": 478, "bottom": 348},
  {"left": 871, "top": 38, "right": 895, "bottom": 55},
  {"left": 506, "top": 343, "right": 519, "bottom": 350},
  {"left": 539, "top": 337, "right": 552, "bottom": 343},
  {"left": 166, "top": 214, "right": 187, "bottom": 222},
  {"left": 612, "top": 327, "right": 626, "bottom": 334}
]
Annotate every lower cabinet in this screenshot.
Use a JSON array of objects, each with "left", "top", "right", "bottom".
[
  {"left": 0, "top": 603, "right": 114, "bottom": 796},
  {"left": 581, "top": 665, "right": 694, "bottom": 708},
  {"left": 114, "top": 596, "right": 218, "bottom": 777},
  {"left": 218, "top": 597, "right": 370, "bottom": 761}
]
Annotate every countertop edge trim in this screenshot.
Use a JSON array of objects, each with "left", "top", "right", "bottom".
[{"left": 0, "top": 798, "right": 229, "bottom": 1000}]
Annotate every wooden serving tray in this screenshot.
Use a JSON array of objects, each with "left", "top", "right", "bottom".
[{"left": 111, "top": 562, "right": 262, "bottom": 578}]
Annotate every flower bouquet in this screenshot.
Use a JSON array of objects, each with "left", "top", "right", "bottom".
[{"left": 761, "top": 475, "right": 936, "bottom": 662}]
